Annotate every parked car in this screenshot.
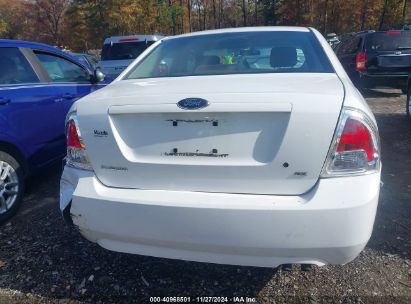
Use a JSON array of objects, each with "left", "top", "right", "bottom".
[
  {"left": 0, "top": 39, "right": 106, "bottom": 223},
  {"left": 69, "top": 52, "right": 99, "bottom": 70},
  {"left": 336, "top": 30, "right": 411, "bottom": 93},
  {"left": 60, "top": 27, "right": 381, "bottom": 268},
  {"left": 97, "top": 34, "right": 164, "bottom": 78},
  {"left": 326, "top": 33, "right": 340, "bottom": 49}
]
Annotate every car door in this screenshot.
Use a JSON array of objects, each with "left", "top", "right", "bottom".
[
  {"left": 32, "top": 50, "right": 96, "bottom": 116},
  {"left": 0, "top": 47, "right": 66, "bottom": 168}
]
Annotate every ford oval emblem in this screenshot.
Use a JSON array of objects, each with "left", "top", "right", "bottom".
[{"left": 177, "top": 98, "right": 209, "bottom": 110}]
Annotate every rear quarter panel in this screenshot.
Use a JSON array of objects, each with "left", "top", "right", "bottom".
[{"left": 311, "top": 28, "right": 376, "bottom": 123}]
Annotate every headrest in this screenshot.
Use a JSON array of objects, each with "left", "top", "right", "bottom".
[
  {"left": 270, "top": 47, "right": 297, "bottom": 68},
  {"left": 0, "top": 58, "right": 18, "bottom": 72},
  {"left": 200, "top": 55, "right": 220, "bottom": 65}
]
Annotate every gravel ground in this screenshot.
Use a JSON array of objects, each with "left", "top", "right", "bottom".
[{"left": 0, "top": 88, "right": 410, "bottom": 303}]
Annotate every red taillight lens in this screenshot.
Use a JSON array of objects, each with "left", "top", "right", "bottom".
[
  {"left": 119, "top": 38, "right": 139, "bottom": 42},
  {"left": 321, "top": 108, "right": 380, "bottom": 177},
  {"left": 67, "top": 120, "right": 83, "bottom": 148},
  {"left": 337, "top": 118, "right": 375, "bottom": 162},
  {"left": 356, "top": 52, "right": 366, "bottom": 70},
  {"left": 65, "top": 112, "right": 92, "bottom": 171}
]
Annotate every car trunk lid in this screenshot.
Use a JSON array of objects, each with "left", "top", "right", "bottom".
[{"left": 77, "top": 73, "right": 344, "bottom": 195}]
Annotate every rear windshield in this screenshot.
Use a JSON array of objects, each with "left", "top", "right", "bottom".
[
  {"left": 125, "top": 31, "right": 333, "bottom": 79},
  {"left": 365, "top": 31, "right": 411, "bottom": 51},
  {"left": 101, "top": 41, "right": 155, "bottom": 61}
]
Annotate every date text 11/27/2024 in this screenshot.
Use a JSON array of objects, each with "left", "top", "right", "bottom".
[{"left": 149, "top": 296, "right": 257, "bottom": 303}]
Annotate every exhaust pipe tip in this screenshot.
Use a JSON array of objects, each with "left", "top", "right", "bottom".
[
  {"left": 301, "top": 264, "right": 312, "bottom": 272},
  {"left": 280, "top": 263, "right": 313, "bottom": 272}
]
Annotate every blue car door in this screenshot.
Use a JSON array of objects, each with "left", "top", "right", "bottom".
[
  {"left": 32, "top": 50, "right": 97, "bottom": 116},
  {"left": 0, "top": 47, "right": 65, "bottom": 168}
]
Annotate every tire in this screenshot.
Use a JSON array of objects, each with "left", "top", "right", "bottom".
[{"left": 0, "top": 151, "right": 24, "bottom": 224}]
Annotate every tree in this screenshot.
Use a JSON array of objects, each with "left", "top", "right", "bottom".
[
  {"left": 0, "top": 0, "right": 407, "bottom": 51},
  {"left": 0, "top": 0, "right": 25, "bottom": 39},
  {"left": 28, "top": 0, "right": 70, "bottom": 46},
  {"left": 261, "top": 0, "right": 278, "bottom": 25},
  {"left": 379, "top": 0, "right": 388, "bottom": 30}
]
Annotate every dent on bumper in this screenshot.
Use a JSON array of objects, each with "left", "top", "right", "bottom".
[{"left": 60, "top": 167, "right": 380, "bottom": 267}]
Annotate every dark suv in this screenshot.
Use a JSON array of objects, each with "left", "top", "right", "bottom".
[{"left": 336, "top": 30, "right": 411, "bottom": 93}]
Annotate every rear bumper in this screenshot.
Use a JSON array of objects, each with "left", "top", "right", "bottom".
[
  {"left": 60, "top": 167, "right": 380, "bottom": 267},
  {"left": 357, "top": 72, "right": 407, "bottom": 88}
]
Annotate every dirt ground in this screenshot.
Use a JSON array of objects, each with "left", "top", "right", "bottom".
[{"left": 0, "top": 88, "right": 410, "bottom": 304}]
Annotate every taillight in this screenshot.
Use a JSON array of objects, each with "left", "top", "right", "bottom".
[
  {"left": 321, "top": 108, "right": 380, "bottom": 177},
  {"left": 67, "top": 120, "right": 83, "bottom": 148},
  {"left": 119, "top": 38, "right": 139, "bottom": 42},
  {"left": 66, "top": 112, "right": 93, "bottom": 171},
  {"left": 356, "top": 52, "right": 367, "bottom": 70}
]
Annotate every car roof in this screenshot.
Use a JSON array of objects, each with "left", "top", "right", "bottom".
[
  {"left": 0, "top": 39, "right": 67, "bottom": 54},
  {"left": 103, "top": 35, "right": 165, "bottom": 44},
  {"left": 356, "top": 30, "right": 409, "bottom": 37},
  {"left": 0, "top": 39, "right": 91, "bottom": 71},
  {"left": 69, "top": 52, "right": 91, "bottom": 57},
  {"left": 164, "top": 26, "right": 310, "bottom": 40}
]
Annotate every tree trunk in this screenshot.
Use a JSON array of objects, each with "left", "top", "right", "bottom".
[
  {"left": 360, "top": 0, "right": 368, "bottom": 30},
  {"left": 198, "top": 0, "right": 201, "bottom": 30},
  {"left": 379, "top": 0, "right": 388, "bottom": 30},
  {"left": 180, "top": 0, "right": 184, "bottom": 33},
  {"left": 218, "top": 0, "right": 223, "bottom": 28},
  {"left": 323, "top": 0, "right": 329, "bottom": 33},
  {"left": 203, "top": 0, "right": 206, "bottom": 30},
  {"left": 242, "top": 0, "right": 247, "bottom": 26},
  {"left": 254, "top": 0, "right": 258, "bottom": 25},
  {"left": 402, "top": 0, "right": 408, "bottom": 26},
  {"left": 187, "top": 0, "right": 192, "bottom": 32},
  {"left": 212, "top": 0, "right": 217, "bottom": 28}
]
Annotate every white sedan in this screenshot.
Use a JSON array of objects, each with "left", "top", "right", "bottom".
[{"left": 60, "top": 27, "right": 381, "bottom": 268}]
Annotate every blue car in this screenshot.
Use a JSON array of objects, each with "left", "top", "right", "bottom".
[
  {"left": 0, "top": 39, "right": 106, "bottom": 222},
  {"left": 69, "top": 52, "right": 99, "bottom": 70}
]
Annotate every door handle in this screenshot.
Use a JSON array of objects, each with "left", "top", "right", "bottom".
[
  {"left": 0, "top": 98, "right": 10, "bottom": 105},
  {"left": 62, "top": 93, "right": 75, "bottom": 100}
]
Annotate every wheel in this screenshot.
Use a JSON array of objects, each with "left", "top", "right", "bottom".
[{"left": 0, "top": 151, "right": 24, "bottom": 224}]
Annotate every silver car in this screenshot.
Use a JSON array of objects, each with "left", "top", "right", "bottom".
[{"left": 97, "top": 34, "right": 164, "bottom": 78}]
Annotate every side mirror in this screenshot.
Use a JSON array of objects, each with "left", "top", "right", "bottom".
[{"left": 93, "top": 69, "right": 105, "bottom": 83}]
